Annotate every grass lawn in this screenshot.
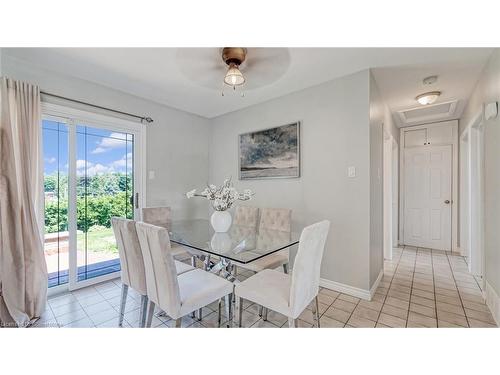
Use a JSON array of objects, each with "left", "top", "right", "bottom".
[{"left": 77, "top": 227, "right": 118, "bottom": 254}]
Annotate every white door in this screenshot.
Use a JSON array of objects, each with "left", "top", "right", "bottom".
[{"left": 404, "top": 145, "right": 452, "bottom": 250}]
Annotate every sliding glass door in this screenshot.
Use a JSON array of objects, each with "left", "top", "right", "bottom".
[
  {"left": 76, "top": 125, "right": 135, "bottom": 282},
  {"left": 43, "top": 120, "right": 70, "bottom": 287},
  {"left": 42, "top": 107, "right": 144, "bottom": 290}
]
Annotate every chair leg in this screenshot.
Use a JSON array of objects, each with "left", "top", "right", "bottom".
[
  {"left": 238, "top": 297, "right": 243, "bottom": 327},
  {"left": 224, "top": 294, "right": 230, "bottom": 320},
  {"left": 175, "top": 318, "right": 182, "bottom": 328},
  {"left": 288, "top": 317, "right": 298, "bottom": 328},
  {"left": 118, "top": 284, "right": 128, "bottom": 327},
  {"left": 259, "top": 305, "right": 263, "bottom": 317},
  {"left": 283, "top": 263, "right": 289, "bottom": 274},
  {"left": 217, "top": 298, "right": 222, "bottom": 328},
  {"left": 139, "top": 295, "right": 148, "bottom": 328},
  {"left": 314, "top": 296, "right": 321, "bottom": 328},
  {"left": 311, "top": 295, "right": 321, "bottom": 328},
  {"left": 263, "top": 307, "right": 268, "bottom": 321},
  {"left": 197, "top": 308, "right": 203, "bottom": 321},
  {"left": 146, "top": 301, "right": 155, "bottom": 328},
  {"left": 191, "top": 255, "right": 197, "bottom": 268},
  {"left": 225, "top": 293, "right": 233, "bottom": 327}
]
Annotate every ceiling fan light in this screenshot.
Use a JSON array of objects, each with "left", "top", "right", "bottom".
[
  {"left": 224, "top": 63, "right": 245, "bottom": 86},
  {"left": 416, "top": 91, "right": 441, "bottom": 105}
]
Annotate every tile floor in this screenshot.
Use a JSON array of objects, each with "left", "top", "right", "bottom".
[{"left": 34, "top": 246, "right": 498, "bottom": 328}]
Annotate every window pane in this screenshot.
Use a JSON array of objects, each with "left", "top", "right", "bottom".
[
  {"left": 43, "top": 120, "right": 69, "bottom": 287},
  {"left": 76, "top": 125, "right": 134, "bottom": 281}
]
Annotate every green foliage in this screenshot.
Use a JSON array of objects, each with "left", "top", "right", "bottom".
[
  {"left": 44, "top": 175, "right": 57, "bottom": 192},
  {"left": 44, "top": 172, "right": 133, "bottom": 234},
  {"left": 76, "top": 192, "right": 132, "bottom": 231},
  {"left": 44, "top": 199, "right": 68, "bottom": 233}
]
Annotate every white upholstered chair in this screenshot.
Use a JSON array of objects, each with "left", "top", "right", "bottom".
[
  {"left": 259, "top": 207, "right": 292, "bottom": 232},
  {"left": 234, "top": 207, "right": 292, "bottom": 276},
  {"left": 141, "top": 206, "right": 192, "bottom": 261},
  {"left": 111, "top": 217, "right": 195, "bottom": 327},
  {"left": 135, "top": 222, "right": 234, "bottom": 328},
  {"left": 235, "top": 220, "right": 330, "bottom": 328},
  {"left": 233, "top": 205, "right": 260, "bottom": 228}
]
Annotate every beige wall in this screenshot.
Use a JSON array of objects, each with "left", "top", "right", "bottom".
[
  {"left": 460, "top": 49, "right": 500, "bottom": 298},
  {"left": 210, "top": 70, "right": 385, "bottom": 292},
  {"left": 1, "top": 54, "right": 212, "bottom": 220}
]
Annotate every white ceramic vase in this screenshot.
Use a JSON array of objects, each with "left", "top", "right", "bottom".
[
  {"left": 210, "top": 233, "right": 232, "bottom": 253},
  {"left": 210, "top": 210, "right": 232, "bottom": 232}
]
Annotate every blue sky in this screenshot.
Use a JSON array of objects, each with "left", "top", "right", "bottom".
[{"left": 43, "top": 120, "right": 133, "bottom": 176}]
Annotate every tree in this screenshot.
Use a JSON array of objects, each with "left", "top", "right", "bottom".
[{"left": 45, "top": 172, "right": 133, "bottom": 234}]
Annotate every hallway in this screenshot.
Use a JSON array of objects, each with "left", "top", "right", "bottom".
[{"left": 374, "top": 246, "right": 496, "bottom": 327}]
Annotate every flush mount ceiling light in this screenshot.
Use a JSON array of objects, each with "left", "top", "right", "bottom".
[
  {"left": 416, "top": 91, "right": 441, "bottom": 105},
  {"left": 222, "top": 47, "right": 246, "bottom": 92}
]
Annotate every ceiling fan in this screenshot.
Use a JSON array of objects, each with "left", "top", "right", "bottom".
[{"left": 176, "top": 47, "right": 290, "bottom": 95}]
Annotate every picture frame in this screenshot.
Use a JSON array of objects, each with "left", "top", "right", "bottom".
[{"left": 238, "top": 121, "right": 300, "bottom": 180}]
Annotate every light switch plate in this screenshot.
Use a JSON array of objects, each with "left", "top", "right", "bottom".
[
  {"left": 148, "top": 170, "right": 155, "bottom": 180},
  {"left": 348, "top": 166, "right": 356, "bottom": 178}
]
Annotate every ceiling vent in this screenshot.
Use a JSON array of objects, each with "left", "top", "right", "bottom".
[{"left": 397, "top": 100, "right": 459, "bottom": 127}]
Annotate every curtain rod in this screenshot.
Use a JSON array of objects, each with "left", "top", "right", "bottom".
[{"left": 40, "top": 91, "right": 153, "bottom": 124}]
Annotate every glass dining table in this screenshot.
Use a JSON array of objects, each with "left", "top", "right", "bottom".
[{"left": 167, "top": 219, "right": 300, "bottom": 281}]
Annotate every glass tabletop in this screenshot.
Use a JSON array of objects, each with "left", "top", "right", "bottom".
[{"left": 167, "top": 219, "right": 300, "bottom": 264}]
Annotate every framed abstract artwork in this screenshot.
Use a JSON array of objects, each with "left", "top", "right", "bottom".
[{"left": 239, "top": 121, "right": 300, "bottom": 180}]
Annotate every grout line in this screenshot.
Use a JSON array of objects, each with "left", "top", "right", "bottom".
[
  {"left": 429, "top": 249, "right": 442, "bottom": 327},
  {"left": 445, "top": 252, "right": 472, "bottom": 328},
  {"left": 373, "top": 246, "right": 402, "bottom": 325},
  {"left": 405, "top": 247, "right": 418, "bottom": 327}
]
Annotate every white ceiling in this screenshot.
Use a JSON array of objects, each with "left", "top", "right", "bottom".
[
  {"left": 3, "top": 48, "right": 493, "bottom": 119},
  {"left": 371, "top": 52, "right": 492, "bottom": 127}
]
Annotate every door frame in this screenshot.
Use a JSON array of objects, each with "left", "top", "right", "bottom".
[
  {"left": 399, "top": 121, "right": 458, "bottom": 251},
  {"left": 383, "top": 130, "right": 398, "bottom": 260},
  {"left": 460, "top": 110, "right": 485, "bottom": 276},
  {"left": 41, "top": 103, "right": 147, "bottom": 292}
]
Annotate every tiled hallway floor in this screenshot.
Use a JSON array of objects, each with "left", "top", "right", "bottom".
[{"left": 34, "top": 246, "right": 498, "bottom": 328}]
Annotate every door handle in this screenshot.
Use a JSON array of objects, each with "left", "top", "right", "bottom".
[
  {"left": 130, "top": 192, "right": 139, "bottom": 209},
  {"left": 444, "top": 200, "right": 450, "bottom": 204}
]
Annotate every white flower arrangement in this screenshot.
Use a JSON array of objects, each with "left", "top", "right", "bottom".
[{"left": 186, "top": 178, "right": 253, "bottom": 211}]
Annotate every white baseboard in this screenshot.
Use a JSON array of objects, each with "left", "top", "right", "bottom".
[
  {"left": 485, "top": 280, "right": 500, "bottom": 327},
  {"left": 320, "top": 278, "right": 371, "bottom": 300},
  {"left": 320, "top": 270, "right": 383, "bottom": 301},
  {"left": 370, "top": 269, "right": 384, "bottom": 299}
]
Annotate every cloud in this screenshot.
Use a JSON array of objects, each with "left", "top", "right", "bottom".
[
  {"left": 91, "top": 132, "right": 128, "bottom": 154},
  {"left": 76, "top": 159, "right": 88, "bottom": 169},
  {"left": 45, "top": 157, "right": 56, "bottom": 164},
  {"left": 75, "top": 152, "right": 132, "bottom": 177},
  {"left": 86, "top": 164, "right": 115, "bottom": 176},
  {"left": 76, "top": 159, "right": 115, "bottom": 177},
  {"left": 111, "top": 152, "right": 132, "bottom": 169}
]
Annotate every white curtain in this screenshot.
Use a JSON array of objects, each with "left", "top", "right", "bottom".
[{"left": 0, "top": 77, "right": 47, "bottom": 327}]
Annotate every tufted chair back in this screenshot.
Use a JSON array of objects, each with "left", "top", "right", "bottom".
[
  {"left": 259, "top": 207, "right": 292, "bottom": 232},
  {"left": 111, "top": 217, "right": 147, "bottom": 295},
  {"left": 135, "top": 222, "right": 182, "bottom": 317},
  {"left": 233, "top": 206, "right": 259, "bottom": 228},
  {"left": 142, "top": 206, "right": 171, "bottom": 227},
  {"left": 289, "top": 220, "right": 330, "bottom": 318}
]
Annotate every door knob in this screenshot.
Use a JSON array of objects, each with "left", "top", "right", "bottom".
[{"left": 444, "top": 200, "right": 450, "bottom": 204}]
